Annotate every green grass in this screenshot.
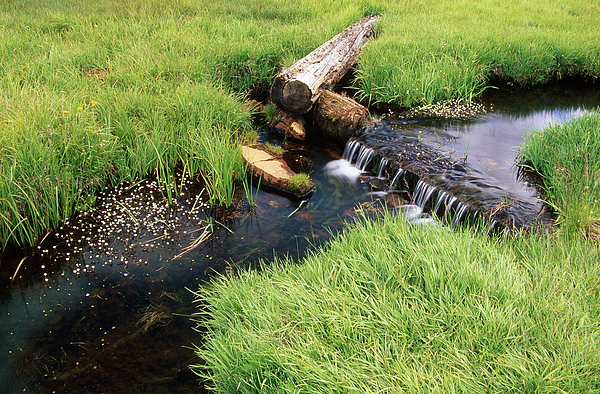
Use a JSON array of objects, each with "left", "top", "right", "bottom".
[
  {"left": 0, "top": 0, "right": 363, "bottom": 247},
  {"left": 3, "top": 0, "right": 599, "bottom": 390},
  {"left": 192, "top": 212, "right": 600, "bottom": 392},
  {"left": 356, "top": 0, "right": 600, "bottom": 106},
  {"left": 520, "top": 112, "right": 600, "bottom": 240},
  {"left": 287, "top": 173, "right": 314, "bottom": 195},
  {"left": 1, "top": 0, "right": 599, "bottom": 248},
  {"left": 264, "top": 142, "right": 284, "bottom": 156}
]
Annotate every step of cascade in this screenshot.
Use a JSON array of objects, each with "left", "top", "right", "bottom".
[{"left": 340, "top": 138, "right": 476, "bottom": 228}]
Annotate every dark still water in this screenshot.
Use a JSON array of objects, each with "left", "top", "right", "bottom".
[{"left": 1, "top": 82, "right": 599, "bottom": 393}]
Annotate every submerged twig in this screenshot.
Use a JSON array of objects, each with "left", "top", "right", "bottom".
[
  {"left": 11, "top": 256, "right": 27, "bottom": 282},
  {"left": 288, "top": 200, "right": 308, "bottom": 217},
  {"left": 172, "top": 225, "right": 211, "bottom": 260}
]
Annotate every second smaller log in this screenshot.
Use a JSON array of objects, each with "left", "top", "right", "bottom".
[{"left": 313, "top": 90, "right": 369, "bottom": 143}]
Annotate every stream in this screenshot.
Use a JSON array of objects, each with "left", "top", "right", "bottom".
[{"left": 1, "top": 81, "right": 599, "bottom": 393}]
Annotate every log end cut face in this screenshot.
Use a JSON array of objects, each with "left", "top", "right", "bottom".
[{"left": 271, "top": 77, "right": 313, "bottom": 114}]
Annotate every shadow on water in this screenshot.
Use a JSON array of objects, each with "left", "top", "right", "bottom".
[{"left": 1, "top": 82, "right": 599, "bottom": 393}]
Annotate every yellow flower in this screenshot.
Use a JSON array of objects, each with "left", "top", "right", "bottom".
[
  {"left": 77, "top": 106, "right": 83, "bottom": 111},
  {"left": 63, "top": 110, "right": 69, "bottom": 114},
  {"left": 90, "top": 100, "right": 98, "bottom": 106}
]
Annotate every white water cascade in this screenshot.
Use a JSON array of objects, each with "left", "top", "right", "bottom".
[
  {"left": 331, "top": 139, "right": 474, "bottom": 228},
  {"left": 410, "top": 180, "right": 472, "bottom": 228}
]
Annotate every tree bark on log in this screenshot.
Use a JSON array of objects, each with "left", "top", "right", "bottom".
[
  {"left": 314, "top": 90, "right": 369, "bottom": 143},
  {"left": 270, "top": 15, "right": 380, "bottom": 114}
]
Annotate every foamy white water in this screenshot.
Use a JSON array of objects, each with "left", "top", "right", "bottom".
[{"left": 325, "top": 159, "right": 363, "bottom": 183}]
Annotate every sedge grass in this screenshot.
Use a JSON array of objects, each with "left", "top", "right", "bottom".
[
  {"left": 520, "top": 111, "right": 600, "bottom": 240},
  {"left": 356, "top": 0, "right": 600, "bottom": 106},
  {"left": 192, "top": 213, "right": 600, "bottom": 392}
]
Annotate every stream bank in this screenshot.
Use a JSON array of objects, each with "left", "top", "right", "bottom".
[{"left": 1, "top": 81, "right": 599, "bottom": 393}]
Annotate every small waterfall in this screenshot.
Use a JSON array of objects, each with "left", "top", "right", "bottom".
[
  {"left": 451, "top": 203, "right": 470, "bottom": 229},
  {"left": 412, "top": 180, "right": 472, "bottom": 228},
  {"left": 355, "top": 147, "right": 374, "bottom": 172},
  {"left": 390, "top": 168, "right": 404, "bottom": 188},
  {"left": 337, "top": 139, "right": 473, "bottom": 229},
  {"left": 377, "top": 158, "right": 389, "bottom": 178},
  {"left": 342, "top": 140, "right": 374, "bottom": 172},
  {"left": 433, "top": 191, "right": 453, "bottom": 217},
  {"left": 342, "top": 140, "right": 361, "bottom": 163},
  {"left": 324, "top": 160, "right": 362, "bottom": 182},
  {"left": 413, "top": 180, "right": 437, "bottom": 209}
]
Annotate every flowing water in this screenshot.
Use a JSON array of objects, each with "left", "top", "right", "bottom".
[{"left": 1, "top": 82, "right": 599, "bottom": 393}]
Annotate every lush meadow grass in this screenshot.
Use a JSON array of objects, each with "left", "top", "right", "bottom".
[
  {"left": 357, "top": 0, "right": 600, "bottom": 106},
  {"left": 2, "top": 0, "right": 599, "bottom": 247},
  {"left": 193, "top": 109, "right": 600, "bottom": 390},
  {"left": 521, "top": 112, "right": 600, "bottom": 240},
  {"left": 194, "top": 109, "right": 600, "bottom": 391},
  {"left": 192, "top": 211, "right": 600, "bottom": 392},
  {"left": 0, "top": 0, "right": 363, "bottom": 247}
]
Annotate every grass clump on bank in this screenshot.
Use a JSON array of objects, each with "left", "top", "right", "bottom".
[
  {"left": 0, "top": 78, "right": 250, "bottom": 247},
  {"left": 287, "top": 173, "right": 314, "bottom": 196},
  {"left": 520, "top": 111, "right": 600, "bottom": 240},
  {"left": 192, "top": 212, "right": 600, "bottom": 392}
]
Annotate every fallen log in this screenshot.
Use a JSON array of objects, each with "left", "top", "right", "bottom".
[
  {"left": 314, "top": 90, "right": 368, "bottom": 143},
  {"left": 270, "top": 15, "right": 380, "bottom": 114}
]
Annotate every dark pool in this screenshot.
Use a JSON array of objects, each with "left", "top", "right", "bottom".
[{"left": 1, "top": 81, "right": 599, "bottom": 393}]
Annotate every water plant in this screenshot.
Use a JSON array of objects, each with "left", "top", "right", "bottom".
[
  {"left": 286, "top": 173, "right": 314, "bottom": 195},
  {"left": 242, "top": 175, "right": 261, "bottom": 208},
  {"left": 462, "top": 140, "right": 470, "bottom": 161}
]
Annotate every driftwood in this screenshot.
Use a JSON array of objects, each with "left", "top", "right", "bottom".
[
  {"left": 314, "top": 90, "right": 368, "bottom": 142},
  {"left": 270, "top": 15, "right": 380, "bottom": 114}
]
